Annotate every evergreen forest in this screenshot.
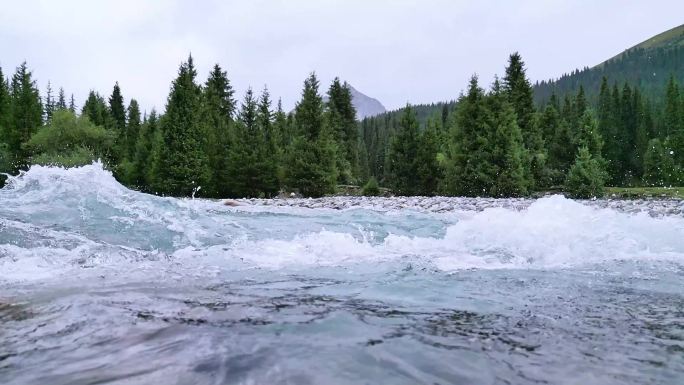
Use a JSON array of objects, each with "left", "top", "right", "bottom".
[{"left": 1, "top": 50, "right": 683, "bottom": 199}]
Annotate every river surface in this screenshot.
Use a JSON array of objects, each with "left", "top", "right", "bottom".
[{"left": 1, "top": 163, "right": 683, "bottom": 385}]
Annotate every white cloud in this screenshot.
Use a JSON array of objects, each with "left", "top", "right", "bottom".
[{"left": 0, "top": 0, "right": 682, "bottom": 113}]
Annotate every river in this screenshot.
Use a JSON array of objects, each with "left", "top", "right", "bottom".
[{"left": 1, "top": 163, "right": 683, "bottom": 384}]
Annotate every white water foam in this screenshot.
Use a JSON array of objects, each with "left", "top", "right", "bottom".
[{"left": 1, "top": 163, "right": 684, "bottom": 284}]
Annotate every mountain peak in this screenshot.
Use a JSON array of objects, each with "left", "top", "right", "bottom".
[{"left": 346, "top": 85, "right": 386, "bottom": 120}]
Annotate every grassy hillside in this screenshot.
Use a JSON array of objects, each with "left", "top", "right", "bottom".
[
  {"left": 630, "top": 24, "right": 684, "bottom": 50},
  {"left": 534, "top": 24, "right": 684, "bottom": 104}
]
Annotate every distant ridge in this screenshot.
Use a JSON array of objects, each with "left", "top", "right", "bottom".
[
  {"left": 534, "top": 24, "right": 684, "bottom": 103},
  {"left": 597, "top": 24, "right": 684, "bottom": 68}
]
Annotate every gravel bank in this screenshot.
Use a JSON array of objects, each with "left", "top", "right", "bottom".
[{"left": 235, "top": 195, "right": 684, "bottom": 216}]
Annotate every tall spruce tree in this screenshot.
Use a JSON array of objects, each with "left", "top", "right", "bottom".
[
  {"left": 125, "top": 99, "right": 141, "bottom": 160},
  {"left": 388, "top": 104, "right": 420, "bottom": 195},
  {"left": 487, "top": 79, "right": 528, "bottom": 196},
  {"left": 664, "top": 76, "right": 681, "bottom": 138},
  {"left": 82, "top": 91, "right": 108, "bottom": 127},
  {"left": 540, "top": 103, "right": 568, "bottom": 183},
  {"left": 642, "top": 138, "right": 680, "bottom": 186},
  {"left": 443, "top": 75, "right": 494, "bottom": 196},
  {"left": 69, "top": 94, "right": 76, "bottom": 113},
  {"left": 664, "top": 76, "right": 684, "bottom": 169},
  {"left": 597, "top": 77, "right": 621, "bottom": 183},
  {"left": 132, "top": 109, "right": 159, "bottom": 190},
  {"left": 7, "top": 62, "right": 43, "bottom": 170},
  {"left": 109, "top": 82, "right": 126, "bottom": 131},
  {"left": 56, "top": 87, "right": 67, "bottom": 110},
  {"left": 326, "top": 78, "right": 359, "bottom": 183},
  {"left": 156, "top": 55, "right": 209, "bottom": 196},
  {"left": 573, "top": 86, "right": 587, "bottom": 125},
  {"left": 576, "top": 110, "right": 603, "bottom": 160},
  {"left": 272, "top": 98, "right": 289, "bottom": 152},
  {"left": 0, "top": 66, "right": 10, "bottom": 179},
  {"left": 565, "top": 110, "right": 607, "bottom": 197},
  {"left": 109, "top": 82, "right": 126, "bottom": 162},
  {"left": 0, "top": 65, "right": 9, "bottom": 138},
  {"left": 503, "top": 53, "right": 545, "bottom": 189},
  {"left": 503, "top": 53, "right": 535, "bottom": 141},
  {"left": 201, "top": 64, "right": 235, "bottom": 197},
  {"left": 415, "top": 118, "right": 442, "bottom": 195},
  {"left": 255, "top": 87, "right": 279, "bottom": 196},
  {"left": 286, "top": 73, "right": 337, "bottom": 197},
  {"left": 226, "top": 88, "right": 279, "bottom": 197},
  {"left": 44, "top": 81, "right": 55, "bottom": 123}
]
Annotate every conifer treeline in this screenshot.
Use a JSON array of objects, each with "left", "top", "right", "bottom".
[
  {"left": 0, "top": 56, "right": 359, "bottom": 197},
  {"left": 362, "top": 54, "right": 684, "bottom": 197},
  {"left": 1, "top": 53, "right": 683, "bottom": 198}
]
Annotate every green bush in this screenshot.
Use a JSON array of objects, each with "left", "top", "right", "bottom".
[
  {"left": 25, "top": 109, "right": 114, "bottom": 167},
  {"left": 31, "top": 146, "right": 98, "bottom": 167},
  {"left": 564, "top": 146, "right": 607, "bottom": 198},
  {"left": 362, "top": 177, "right": 380, "bottom": 196}
]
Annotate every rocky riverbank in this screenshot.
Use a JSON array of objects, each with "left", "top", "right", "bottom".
[{"left": 232, "top": 195, "right": 684, "bottom": 216}]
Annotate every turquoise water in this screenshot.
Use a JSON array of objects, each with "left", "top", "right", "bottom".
[{"left": 1, "top": 163, "right": 683, "bottom": 384}]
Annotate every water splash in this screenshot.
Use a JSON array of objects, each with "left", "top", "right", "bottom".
[{"left": 1, "top": 162, "right": 683, "bottom": 285}]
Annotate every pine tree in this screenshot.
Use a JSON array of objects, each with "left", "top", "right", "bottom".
[
  {"left": 7, "top": 62, "right": 43, "bottom": 170},
  {"left": 597, "top": 76, "right": 620, "bottom": 182},
  {"left": 124, "top": 99, "right": 141, "bottom": 160},
  {"left": 443, "top": 75, "right": 494, "bottom": 196},
  {"left": 664, "top": 76, "right": 681, "bottom": 138},
  {"left": 503, "top": 53, "right": 545, "bottom": 189},
  {"left": 286, "top": 73, "right": 337, "bottom": 197},
  {"left": 69, "top": 94, "right": 76, "bottom": 113},
  {"left": 540, "top": 103, "right": 568, "bottom": 184},
  {"left": 0, "top": 66, "right": 10, "bottom": 180},
  {"left": 388, "top": 104, "right": 420, "bottom": 195},
  {"left": 548, "top": 118, "right": 575, "bottom": 181},
  {"left": 156, "top": 55, "right": 209, "bottom": 196},
  {"left": 503, "top": 53, "right": 536, "bottom": 143},
  {"left": 642, "top": 138, "right": 679, "bottom": 186},
  {"left": 664, "top": 76, "right": 684, "bottom": 169},
  {"left": 109, "top": 82, "right": 126, "bottom": 131},
  {"left": 115, "top": 98, "right": 142, "bottom": 186},
  {"left": 255, "top": 86, "right": 279, "bottom": 196},
  {"left": 271, "top": 98, "right": 291, "bottom": 184},
  {"left": 415, "top": 118, "right": 442, "bottom": 195},
  {"left": 44, "top": 81, "right": 55, "bottom": 123},
  {"left": 576, "top": 110, "right": 603, "bottom": 159},
  {"left": 145, "top": 111, "right": 164, "bottom": 191},
  {"left": 273, "top": 98, "right": 290, "bottom": 152},
  {"left": 565, "top": 110, "right": 607, "bottom": 197},
  {"left": 487, "top": 80, "right": 528, "bottom": 196},
  {"left": 565, "top": 146, "right": 607, "bottom": 198},
  {"left": 295, "top": 73, "right": 324, "bottom": 140},
  {"left": 326, "top": 78, "right": 359, "bottom": 183},
  {"left": 226, "top": 86, "right": 279, "bottom": 197},
  {"left": 56, "top": 87, "right": 67, "bottom": 110},
  {"left": 0, "top": 65, "right": 9, "bottom": 138},
  {"left": 132, "top": 109, "right": 159, "bottom": 190},
  {"left": 573, "top": 86, "right": 587, "bottom": 127},
  {"left": 81, "top": 91, "right": 108, "bottom": 127},
  {"left": 201, "top": 64, "right": 235, "bottom": 197}
]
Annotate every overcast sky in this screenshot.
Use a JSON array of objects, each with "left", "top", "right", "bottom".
[{"left": 1, "top": 0, "right": 682, "bottom": 114}]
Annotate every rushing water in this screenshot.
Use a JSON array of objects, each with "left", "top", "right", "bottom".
[{"left": 1, "top": 163, "right": 683, "bottom": 385}]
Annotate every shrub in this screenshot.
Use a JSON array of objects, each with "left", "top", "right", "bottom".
[
  {"left": 362, "top": 177, "right": 380, "bottom": 196},
  {"left": 564, "top": 146, "right": 607, "bottom": 198}
]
